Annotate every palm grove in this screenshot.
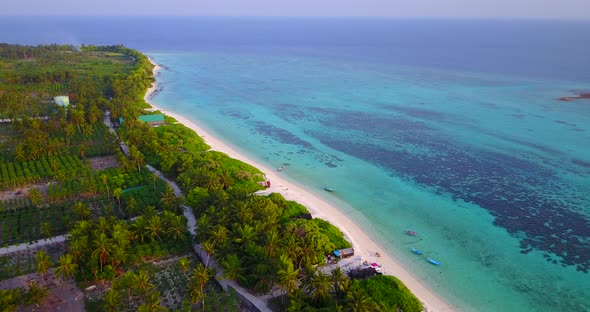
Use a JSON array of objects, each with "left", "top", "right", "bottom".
[{"left": 0, "top": 44, "right": 421, "bottom": 312}]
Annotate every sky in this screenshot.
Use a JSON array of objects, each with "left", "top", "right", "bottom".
[{"left": 2, "top": 0, "right": 590, "bottom": 19}]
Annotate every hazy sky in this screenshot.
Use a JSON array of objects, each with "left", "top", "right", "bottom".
[{"left": 3, "top": 0, "right": 590, "bottom": 19}]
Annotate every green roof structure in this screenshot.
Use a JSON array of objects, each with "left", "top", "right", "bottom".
[
  {"left": 138, "top": 114, "right": 165, "bottom": 123},
  {"left": 53, "top": 95, "right": 70, "bottom": 106}
]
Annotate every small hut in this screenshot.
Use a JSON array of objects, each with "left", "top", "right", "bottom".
[
  {"left": 333, "top": 248, "right": 355, "bottom": 259},
  {"left": 53, "top": 95, "right": 70, "bottom": 107},
  {"left": 138, "top": 114, "right": 165, "bottom": 127}
]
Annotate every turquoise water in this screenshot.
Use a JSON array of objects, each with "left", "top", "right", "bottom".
[
  {"left": 149, "top": 52, "right": 590, "bottom": 311},
  {"left": 2, "top": 15, "right": 589, "bottom": 312}
]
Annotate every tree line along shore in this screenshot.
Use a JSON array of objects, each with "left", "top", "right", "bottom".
[{"left": 0, "top": 43, "right": 422, "bottom": 311}]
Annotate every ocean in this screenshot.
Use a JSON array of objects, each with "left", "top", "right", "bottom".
[{"left": 1, "top": 16, "right": 589, "bottom": 311}]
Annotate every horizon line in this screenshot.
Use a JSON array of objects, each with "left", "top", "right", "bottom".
[{"left": 0, "top": 14, "right": 589, "bottom": 21}]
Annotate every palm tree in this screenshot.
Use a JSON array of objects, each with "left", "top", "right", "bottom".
[
  {"left": 281, "top": 235, "right": 300, "bottom": 265},
  {"left": 195, "top": 214, "right": 211, "bottom": 242},
  {"left": 265, "top": 229, "right": 280, "bottom": 257},
  {"left": 82, "top": 124, "right": 94, "bottom": 140},
  {"left": 221, "top": 254, "right": 243, "bottom": 282},
  {"left": 103, "top": 289, "right": 122, "bottom": 312},
  {"left": 147, "top": 216, "right": 163, "bottom": 241},
  {"left": 27, "top": 188, "right": 42, "bottom": 208},
  {"left": 234, "top": 224, "right": 256, "bottom": 248},
  {"left": 210, "top": 225, "right": 229, "bottom": 250},
  {"left": 136, "top": 270, "right": 154, "bottom": 300},
  {"left": 27, "top": 281, "right": 48, "bottom": 306},
  {"left": 36, "top": 250, "right": 52, "bottom": 287},
  {"left": 113, "top": 187, "right": 123, "bottom": 209},
  {"left": 41, "top": 221, "right": 52, "bottom": 241},
  {"left": 87, "top": 178, "right": 98, "bottom": 200},
  {"left": 178, "top": 257, "right": 191, "bottom": 280},
  {"left": 125, "top": 196, "right": 139, "bottom": 217},
  {"left": 345, "top": 287, "right": 380, "bottom": 312},
  {"left": 96, "top": 217, "right": 110, "bottom": 235},
  {"left": 54, "top": 254, "right": 79, "bottom": 285},
  {"left": 73, "top": 201, "right": 91, "bottom": 220},
  {"left": 218, "top": 170, "right": 234, "bottom": 189},
  {"left": 70, "top": 220, "right": 90, "bottom": 239},
  {"left": 151, "top": 172, "right": 159, "bottom": 191},
  {"left": 119, "top": 271, "right": 138, "bottom": 304},
  {"left": 277, "top": 255, "right": 300, "bottom": 303},
  {"left": 166, "top": 215, "right": 186, "bottom": 241},
  {"left": 189, "top": 287, "right": 205, "bottom": 307},
  {"left": 69, "top": 236, "right": 88, "bottom": 264},
  {"left": 112, "top": 223, "right": 131, "bottom": 248},
  {"left": 0, "top": 288, "right": 24, "bottom": 311},
  {"left": 307, "top": 271, "right": 332, "bottom": 305},
  {"left": 110, "top": 246, "right": 128, "bottom": 270},
  {"left": 201, "top": 239, "right": 215, "bottom": 268},
  {"left": 132, "top": 216, "right": 149, "bottom": 243},
  {"left": 331, "top": 267, "right": 350, "bottom": 299},
  {"left": 14, "top": 145, "right": 26, "bottom": 161},
  {"left": 55, "top": 170, "right": 67, "bottom": 184},
  {"left": 129, "top": 145, "right": 145, "bottom": 172},
  {"left": 160, "top": 187, "right": 178, "bottom": 211},
  {"left": 49, "top": 158, "right": 60, "bottom": 172},
  {"left": 65, "top": 123, "right": 75, "bottom": 145},
  {"left": 142, "top": 291, "right": 166, "bottom": 312},
  {"left": 100, "top": 174, "right": 110, "bottom": 200},
  {"left": 191, "top": 263, "right": 211, "bottom": 312},
  {"left": 92, "top": 233, "right": 114, "bottom": 272}
]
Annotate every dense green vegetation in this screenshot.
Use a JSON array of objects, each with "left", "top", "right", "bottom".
[
  {"left": 0, "top": 43, "right": 422, "bottom": 312},
  {"left": 357, "top": 275, "right": 423, "bottom": 312}
]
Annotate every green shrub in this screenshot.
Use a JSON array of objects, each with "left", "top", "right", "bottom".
[
  {"left": 312, "top": 218, "right": 351, "bottom": 249},
  {"left": 357, "top": 275, "right": 423, "bottom": 312}
]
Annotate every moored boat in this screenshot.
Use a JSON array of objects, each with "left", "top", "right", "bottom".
[
  {"left": 277, "top": 166, "right": 284, "bottom": 171},
  {"left": 324, "top": 186, "right": 335, "bottom": 192},
  {"left": 411, "top": 248, "right": 423, "bottom": 255},
  {"left": 427, "top": 257, "right": 441, "bottom": 266},
  {"left": 404, "top": 230, "right": 417, "bottom": 236}
]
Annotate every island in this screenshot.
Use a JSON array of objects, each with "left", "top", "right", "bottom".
[
  {"left": 0, "top": 44, "right": 430, "bottom": 312},
  {"left": 559, "top": 92, "right": 590, "bottom": 101}
]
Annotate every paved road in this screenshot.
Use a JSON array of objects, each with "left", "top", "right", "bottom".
[{"left": 146, "top": 164, "right": 196, "bottom": 235}]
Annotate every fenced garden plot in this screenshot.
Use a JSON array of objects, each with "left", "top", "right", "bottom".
[
  {"left": 0, "top": 243, "right": 64, "bottom": 282},
  {"left": 46, "top": 166, "right": 156, "bottom": 204},
  {"left": 96, "top": 167, "right": 153, "bottom": 190},
  {"left": 0, "top": 155, "right": 90, "bottom": 189},
  {"left": 121, "top": 180, "right": 167, "bottom": 216},
  {"left": 0, "top": 202, "right": 77, "bottom": 246},
  {"left": 0, "top": 197, "right": 33, "bottom": 211},
  {"left": 148, "top": 255, "right": 241, "bottom": 312}
]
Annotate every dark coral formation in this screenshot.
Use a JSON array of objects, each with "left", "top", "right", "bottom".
[{"left": 310, "top": 108, "right": 590, "bottom": 273}]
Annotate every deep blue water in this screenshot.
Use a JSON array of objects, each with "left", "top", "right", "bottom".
[
  {"left": 2, "top": 17, "right": 590, "bottom": 311},
  {"left": 2, "top": 17, "right": 590, "bottom": 82}
]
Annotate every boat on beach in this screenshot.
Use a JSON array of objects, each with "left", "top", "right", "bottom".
[
  {"left": 324, "top": 186, "right": 335, "bottom": 192},
  {"left": 411, "top": 248, "right": 423, "bottom": 255},
  {"left": 427, "top": 257, "right": 441, "bottom": 266},
  {"left": 404, "top": 230, "right": 417, "bottom": 236}
]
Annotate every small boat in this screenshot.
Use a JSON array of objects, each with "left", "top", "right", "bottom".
[
  {"left": 427, "top": 257, "right": 441, "bottom": 266},
  {"left": 411, "top": 248, "right": 423, "bottom": 255},
  {"left": 404, "top": 230, "right": 417, "bottom": 236},
  {"left": 324, "top": 186, "right": 335, "bottom": 192},
  {"left": 277, "top": 166, "right": 284, "bottom": 171}
]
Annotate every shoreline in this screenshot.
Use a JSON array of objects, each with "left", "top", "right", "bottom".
[{"left": 143, "top": 56, "right": 456, "bottom": 312}]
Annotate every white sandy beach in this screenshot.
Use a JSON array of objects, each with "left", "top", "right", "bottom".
[{"left": 144, "top": 57, "right": 455, "bottom": 312}]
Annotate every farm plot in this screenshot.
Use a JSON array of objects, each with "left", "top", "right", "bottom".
[
  {"left": 0, "top": 202, "right": 74, "bottom": 246},
  {"left": 0, "top": 155, "right": 89, "bottom": 189}
]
